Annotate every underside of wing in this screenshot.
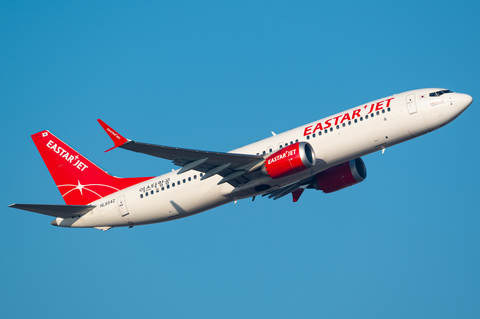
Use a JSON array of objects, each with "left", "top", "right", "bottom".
[
  {"left": 98, "top": 119, "right": 265, "bottom": 187},
  {"left": 9, "top": 204, "right": 96, "bottom": 218},
  {"left": 121, "top": 141, "right": 264, "bottom": 186}
]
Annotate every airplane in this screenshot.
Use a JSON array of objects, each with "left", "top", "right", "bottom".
[{"left": 9, "top": 88, "right": 473, "bottom": 231}]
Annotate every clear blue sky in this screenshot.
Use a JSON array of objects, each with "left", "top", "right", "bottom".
[{"left": 2, "top": 1, "right": 480, "bottom": 318}]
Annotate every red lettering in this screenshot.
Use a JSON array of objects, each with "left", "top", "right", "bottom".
[
  {"left": 313, "top": 122, "right": 323, "bottom": 133},
  {"left": 303, "top": 125, "right": 312, "bottom": 136},
  {"left": 352, "top": 109, "right": 361, "bottom": 119},
  {"left": 340, "top": 113, "right": 351, "bottom": 123},
  {"left": 324, "top": 119, "right": 332, "bottom": 129},
  {"left": 385, "top": 97, "right": 394, "bottom": 108},
  {"left": 333, "top": 115, "right": 342, "bottom": 125},
  {"left": 367, "top": 103, "right": 375, "bottom": 114},
  {"left": 375, "top": 101, "right": 384, "bottom": 111}
]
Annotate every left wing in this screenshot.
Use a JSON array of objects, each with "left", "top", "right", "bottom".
[{"left": 98, "top": 120, "right": 265, "bottom": 187}]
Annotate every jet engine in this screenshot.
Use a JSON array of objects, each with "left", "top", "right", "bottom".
[
  {"left": 313, "top": 158, "right": 367, "bottom": 193},
  {"left": 262, "top": 142, "right": 316, "bottom": 179}
]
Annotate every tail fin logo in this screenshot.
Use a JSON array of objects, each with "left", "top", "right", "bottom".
[
  {"left": 46, "top": 140, "right": 89, "bottom": 172},
  {"left": 32, "top": 129, "right": 154, "bottom": 205}
]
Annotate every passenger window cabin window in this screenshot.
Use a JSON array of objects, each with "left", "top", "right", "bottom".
[
  {"left": 172, "top": 183, "right": 175, "bottom": 187},
  {"left": 200, "top": 173, "right": 204, "bottom": 177},
  {"left": 263, "top": 150, "right": 266, "bottom": 155},
  {"left": 151, "top": 190, "right": 154, "bottom": 195},
  {"left": 269, "top": 148, "right": 272, "bottom": 153},
  {"left": 188, "top": 177, "right": 191, "bottom": 181},
  {"left": 360, "top": 117, "right": 363, "bottom": 121},
  {"left": 156, "top": 188, "right": 159, "bottom": 193},
  {"left": 313, "top": 133, "right": 316, "bottom": 138},
  {"left": 285, "top": 143, "right": 288, "bottom": 147},
  {"left": 376, "top": 111, "right": 379, "bottom": 115},
  {"left": 140, "top": 194, "right": 143, "bottom": 198},
  {"left": 382, "top": 109, "right": 385, "bottom": 114},
  {"left": 342, "top": 123, "right": 346, "bottom": 127},
  {"left": 354, "top": 119, "right": 358, "bottom": 123},
  {"left": 330, "top": 127, "right": 333, "bottom": 132},
  {"left": 324, "top": 129, "right": 328, "bottom": 134},
  {"left": 387, "top": 108, "right": 391, "bottom": 112},
  {"left": 146, "top": 192, "right": 148, "bottom": 196},
  {"left": 295, "top": 139, "right": 298, "bottom": 143},
  {"left": 183, "top": 179, "right": 186, "bottom": 183},
  {"left": 194, "top": 175, "right": 197, "bottom": 179},
  {"left": 162, "top": 187, "right": 165, "bottom": 191},
  {"left": 167, "top": 185, "right": 170, "bottom": 189},
  {"left": 319, "top": 131, "right": 322, "bottom": 136},
  {"left": 348, "top": 121, "right": 351, "bottom": 125},
  {"left": 366, "top": 115, "right": 368, "bottom": 119},
  {"left": 336, "top": 125, "right": 339, "bottom": 129}
]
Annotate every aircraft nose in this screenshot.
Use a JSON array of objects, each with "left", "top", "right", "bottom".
[{"left": 456, "top": 93, "right": 473, "bottom": 112}]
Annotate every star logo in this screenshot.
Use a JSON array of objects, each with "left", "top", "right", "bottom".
[
  {"left": 57, "top": 180, "right": 120, "bottom": 200},
  {"left": 75, "top": 180, "right": 85, "bottom": 195}
]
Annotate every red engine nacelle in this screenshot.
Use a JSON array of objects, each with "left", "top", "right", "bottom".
[
  {"left": 313, "top": 158, "right": 367, "bottom": 193},
  {"left": 262, "top": 142, "right": 316, "bottom": 179}
]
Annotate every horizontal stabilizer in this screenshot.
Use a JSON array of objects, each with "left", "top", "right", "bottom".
[{"left": 8, "top": 204, "right": 96, "bottom": 218}]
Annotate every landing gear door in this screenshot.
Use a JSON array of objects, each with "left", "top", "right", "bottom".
[
  {"left": 117, "top": 195, "right": 130, "bottom": 217},
  {"left": 407, "top": 94, "right": 417, "bottom": 114}
]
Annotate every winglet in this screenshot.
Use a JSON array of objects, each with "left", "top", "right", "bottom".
[{"left": 97, "top": 119, "right": 129, "bottom": 152}]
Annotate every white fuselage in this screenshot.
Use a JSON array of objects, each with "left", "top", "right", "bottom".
[{"left": 55, "top": 88, "right": 472, "bottom": 229}]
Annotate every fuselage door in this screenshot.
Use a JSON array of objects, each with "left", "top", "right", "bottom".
[
  {"left": 407, "top": 94, "right": 417, "bottom": 114},
  {"left": 117, "top": 195, "right": 130, "bottom": 218}
]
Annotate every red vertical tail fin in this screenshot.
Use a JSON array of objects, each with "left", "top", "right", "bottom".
[{"left": 31, "top": 130, "right": 152, "bottom": 205}]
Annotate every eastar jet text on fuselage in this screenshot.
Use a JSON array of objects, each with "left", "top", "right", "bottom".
[
  {"left": 303, "top": 97, "right": 395, "bottom": 136},
  {"left": 9, "top": 88, "right": 473, "bottom": 231}
]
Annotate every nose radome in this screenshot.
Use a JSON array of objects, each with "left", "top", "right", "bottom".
[{"left": 456, "top": 93, "right": 473, "bottom": 111}]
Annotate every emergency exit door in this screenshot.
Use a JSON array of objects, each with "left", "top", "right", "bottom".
[{"left": 117, "top": 195, "right": 130, "bottom": 217}]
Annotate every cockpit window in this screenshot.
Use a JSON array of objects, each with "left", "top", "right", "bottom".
[{"left": 429, "top": 90, "right": 452, "bottom": 97}]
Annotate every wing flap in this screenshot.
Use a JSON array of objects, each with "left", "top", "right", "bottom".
[{"left": 9, "top": 204, "right": 96, "bottom": 218}]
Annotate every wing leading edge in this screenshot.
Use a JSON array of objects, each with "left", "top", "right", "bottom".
[{"left": 97, "top": 119, "right": 265, "bottom": 187}]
